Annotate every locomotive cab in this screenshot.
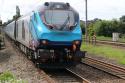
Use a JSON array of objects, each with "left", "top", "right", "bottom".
[{"left": 40, "top": 2, "right": 79, "bottom": 31}]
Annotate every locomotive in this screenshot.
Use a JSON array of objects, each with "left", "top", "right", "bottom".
[{"left": 5, "top": 2, "right": 85, "bottom": 68}]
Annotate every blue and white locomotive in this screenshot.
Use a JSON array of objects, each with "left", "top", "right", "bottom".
[{"left": 5, "top": 2, "right": 85, "bottom": 68}]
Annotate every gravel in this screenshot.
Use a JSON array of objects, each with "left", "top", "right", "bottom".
[
  {"left": 0, "top": 38, "right": 54, "bottom": 83},
  {"left": 76, "top": 64, "right": 125, "bottom": 83}
]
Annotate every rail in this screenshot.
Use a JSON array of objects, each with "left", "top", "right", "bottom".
[
  {"left": 66, "top": 68, "right": 91, "bottom": 83},
  {"left": 84, "top": 37, "right": 125, "bottom": 47},
  {"left": 44, "top": 68, "right": 90, "bottom": 83},
  {"left": 82, "top": 56, "right": 125, "bottom": 79}
]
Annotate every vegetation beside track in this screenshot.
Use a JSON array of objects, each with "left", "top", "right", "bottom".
[
  {"left": 96, "top": 36, "right": 125, "bottom": 43},
  {"left": 81, "top": 43, "right": 125, "bottom": 65},
  {"left": 82, "top": 35, "right": 125, "bottom": 43},
  {"left": 0, "top": 71, "right": 25, "bottom": 83}
]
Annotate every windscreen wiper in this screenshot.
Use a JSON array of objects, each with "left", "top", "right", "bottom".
[{"left": 60, "top": 14, "right": 70, "bottom": 30}]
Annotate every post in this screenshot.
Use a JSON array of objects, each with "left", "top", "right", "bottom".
[
  {"left": 0, "top": 27, "right": 1, "bottom": 50},
  {"left": 85, "top": 0, "right": 88, "bottom": 42}
]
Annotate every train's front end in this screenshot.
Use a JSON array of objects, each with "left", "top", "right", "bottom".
[{"left": 32, "top": 2, "right": 85, "bottom": 67}]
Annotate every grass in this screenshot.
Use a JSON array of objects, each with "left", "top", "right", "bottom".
[
  {"left": 0, "top": 71, "right": 26, "bottom": 83},
  {"left": 96, "top": 36, "right": 112, "bottom": 41},
  {"left": 81, "top": 43, "right": 125, "bottom": 65},
  {"left": 96, "top": 36, "right": 125, "bottom": 43}
]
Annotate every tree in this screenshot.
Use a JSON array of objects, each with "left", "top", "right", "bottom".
[
  {"left": 0, "top": 17, "right": 2, "bottom": 25},
  {"left": 0, "top": 20, "right": 2, "bottom": 25},
  {"left": 88, "top": 20, "right": 120, "bottom": 37},
  {"left": 80, "top": 20, "right": 85, "bottom": 34},
  {"left": 120, "top": 15, "right": 125, "bottom": 22}
]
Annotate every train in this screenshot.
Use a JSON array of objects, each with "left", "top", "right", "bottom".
[{"left": 4, "top": 2, "right": 86, "bottom": 68}]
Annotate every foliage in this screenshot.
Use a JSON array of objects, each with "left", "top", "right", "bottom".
[
  {"left": 80, "top": 21, "right": 85, "bottom": 35},
  {"left": 88, "top": 19, "right": 125, "bottom": 37},
  {"left": 0, "top": 72, "right": 14, "bottom": 81},
  {"left": 121, "top": 34, "right": 125, "bottom": 39},
  {"left": 95, "top": 36, "right": 125, "bottom": 42},
  {"left": 0, "top": 20, "right": 2, "bottom": 25},
  {"left": 120, "top": 15, "right": 125, "bottom": 22},
  {"left": 0, "top": 71, "right": 25, "bottom": 83},
  {"left": 96, "top": 36, "right": 111, "bottom": 41}
]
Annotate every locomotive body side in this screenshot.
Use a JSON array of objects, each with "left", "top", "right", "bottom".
[
  {"left": 5, "top": 21, "right": 15, "bottom": 40},
  {"left": 16, "top": 15, "right": 32, "bottom": 48}
]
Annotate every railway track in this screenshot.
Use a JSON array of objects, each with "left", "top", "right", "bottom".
[
  {"left": 82, "top": 56, "right": 125, "bottom": 79},
  {"left": 84, "top": 38, "right": 125, "bottom": 47},
  {"left": 96, "top": 40, "right": 125, "bottom": 47},
  {"left": 43, "top": 68, "right": 90, "bottom": 83}
]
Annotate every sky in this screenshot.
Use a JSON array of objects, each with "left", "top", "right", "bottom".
[{"left": 0, "top": 0, "right": 125, "bottom": 22}]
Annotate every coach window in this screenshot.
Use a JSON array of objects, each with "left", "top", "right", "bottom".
[{"left": 22, "top": 20, "right": 25, "bottom": 40}]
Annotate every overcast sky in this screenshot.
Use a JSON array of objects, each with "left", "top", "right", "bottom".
[{"left": 0, "top": 0, "right": 125, "bottom": 22}]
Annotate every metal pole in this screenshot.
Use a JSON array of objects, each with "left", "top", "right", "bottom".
[{"left": 85, "top": 0, "right": 88, "bottom": 42}]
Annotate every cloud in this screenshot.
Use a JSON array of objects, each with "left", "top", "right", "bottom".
[
  {"left": 87, "top": 0, "right": 125, "bottom": 19},
  {"left": 0, "top": 0, "right": 40, "bottom": 21},
  {"left": 0, "top": 0, "right": 125, "bottom": 22}
]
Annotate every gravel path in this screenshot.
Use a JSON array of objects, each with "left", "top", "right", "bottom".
[{"left": 0, "top": 38, "right": 54, "bottom": 83}]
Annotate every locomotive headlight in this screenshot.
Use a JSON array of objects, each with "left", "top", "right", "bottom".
[
  {"left": 41, "top": 40, "right": 47, "bottom": 45},
  {"left": 74, "top": 40, "right": 80, "bottom": 45}
]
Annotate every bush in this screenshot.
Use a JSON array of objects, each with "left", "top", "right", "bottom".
[
  {"left": 0, "top": 72, "right": 25, "bottom": 83},
  {"left": 80, "top": 21, "right": 85, "bottom": 35},
  {"left": 121, "top": 34, "right": 125, "bottom": 39},
  {"left": 88, "top": 19, "right": 125, "bottom": 37},
  {"left": 0, "top": 72, "right": 14, "bottom": 81}
]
